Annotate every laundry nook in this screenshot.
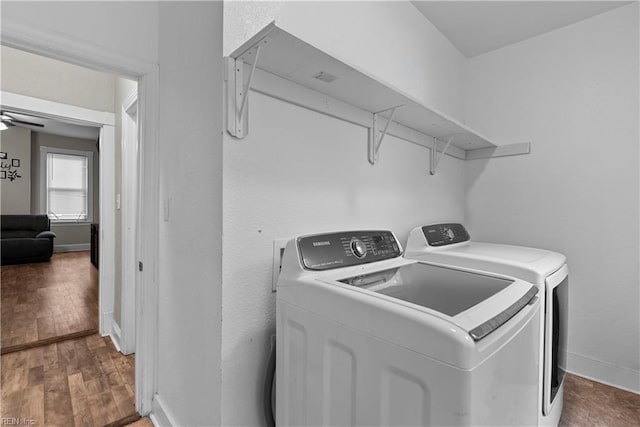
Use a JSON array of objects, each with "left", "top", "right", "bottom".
[{"left": 0, "top": 1, "right": 638, "bottom": 426}]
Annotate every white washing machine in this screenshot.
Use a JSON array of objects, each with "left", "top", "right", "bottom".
[
  {"left": 405, "top": 223, "right": 569, "bottom": 427},
  {"left": 276, "top": 230, "right": 540, "bottom": 426}
]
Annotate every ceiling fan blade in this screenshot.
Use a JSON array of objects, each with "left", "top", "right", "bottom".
[
  {"left": 1, "top": 112, "right": 45, "bottom": 128},
  {"left": 7, "top": 118, "right": 44, "bottom": 128}
]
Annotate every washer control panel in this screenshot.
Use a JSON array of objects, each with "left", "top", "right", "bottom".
[
  {"left": 298, "top": 230, "right": 401, "bottom": 271},
  {"left": 422, "top": 223, "right": 470, "bottom": 246}
]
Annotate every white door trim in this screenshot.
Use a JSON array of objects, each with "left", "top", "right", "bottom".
[
  {"left": 99, "top": 124, "right": 116, "bottom": 337},
  {"left": 0, "top": 91, "right": 115, "bottom": 126},
  {"left": 120, "top": 89, "right": 138, "bottom": 355},
  {"left": 1, "top": 22, "right": 160, "bottom": 416}
]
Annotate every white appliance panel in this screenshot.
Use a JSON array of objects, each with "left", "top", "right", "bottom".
[{"left": 277, "top": 298, "right": 539, "bottom": 426}]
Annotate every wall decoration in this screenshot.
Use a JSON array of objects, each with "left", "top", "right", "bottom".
[
  {"left": 7, "top": 170, "right": 21, "bottom": 181},
  {"left": 0, "top": 152, "right": 23, "bottom": 182}
]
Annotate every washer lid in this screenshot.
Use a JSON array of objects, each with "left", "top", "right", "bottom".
[
  {"left": 338, "top": 262, "right": 513, "bottom": 317},
  {"left": 279, "top": 254, "right": 540, "bottom": 368},
  {"left": 334, "top": 261, "right": 538, "bottom": 342},
  {"left": 405, "top": 226, "right": 566, "bottom": 283}
]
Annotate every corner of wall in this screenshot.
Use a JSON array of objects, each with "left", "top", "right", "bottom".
[{"left": 151, "top": 394, "right": 180, "bottom": 427}]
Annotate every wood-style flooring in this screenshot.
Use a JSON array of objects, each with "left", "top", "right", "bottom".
[
  {"left": 125, "top": 417, "right": 153, "bottom": 427},
  {"left": 1, "top": 251, "right": 98, "bottom": 352},
  {"left": 1, "top": 333, "right": 136, "bottom": 427},
  {"left": 561, "top": 373, "right": 640, "bottom": 426}
]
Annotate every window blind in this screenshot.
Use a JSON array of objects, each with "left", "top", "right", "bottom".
[{"left": 46, "top": 152, "right": 89, "bottom": 221}]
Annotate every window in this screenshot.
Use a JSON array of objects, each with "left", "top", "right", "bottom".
[{"left": 40, "top": 147, "right": 93, "bottom": 223}]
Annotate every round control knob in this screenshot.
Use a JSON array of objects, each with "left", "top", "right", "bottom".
[
  {"left": 443, "top": 227, "right": 455, "bottom": 241},
  {"left": 350, "top": 239, "right": 367, "bottom": 258}
]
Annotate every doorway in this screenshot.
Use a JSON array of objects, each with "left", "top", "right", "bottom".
[
  {"left": 0, "top": 106, "right": 103, "bottom": 353},
  {"left": 0, "top": 29, "right": 159, "bottom": 417}
]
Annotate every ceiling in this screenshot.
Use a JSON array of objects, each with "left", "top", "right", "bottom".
[
  {"left": 2, "top": 111, "right": 100, "bottom": 140},
  {"left": 411, "top": 1, "right": 632, "bottom": 58}
]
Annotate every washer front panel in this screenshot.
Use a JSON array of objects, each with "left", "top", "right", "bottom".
[
  {"left": 298, "top": 230, "right": 401, "bottom": 271},
  {"left": 422, "top": 223, "right": 470, "bottom": 246}
]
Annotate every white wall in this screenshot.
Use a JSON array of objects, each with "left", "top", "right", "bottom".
[
  {"left": 0, "top": 126, "right": 31, "bottom": 214},
  {"left": 157, "top": 2, "right": 223, "bottom": 426},
  {"left": 1, "top": 45, "right": 115, "bottom": 112},
  {"left": 222, "top": 2, "right": 467, "bottom": 425},
  {"left": 2, "top": 2, "right": 225, "bottom": 425},
  {"left": 464, "top": 4, "right": 640, "bottom": 392},
  {"left": 1, "top": 1, "right": 158, "bottom": 66},
  {"left": 224, "top": 1, "right": 467, "bottom": 119}
]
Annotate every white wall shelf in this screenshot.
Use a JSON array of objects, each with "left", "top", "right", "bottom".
[{"left": 226, "top": 22, "right": 530, "bottom": 172}]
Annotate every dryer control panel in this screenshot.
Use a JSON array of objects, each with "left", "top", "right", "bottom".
[
  {"left": 298, "top": 230, "right": 401, "bottom": 271},
  {"left": 422, "top": 223, "right": 470, "bottom": 246}
]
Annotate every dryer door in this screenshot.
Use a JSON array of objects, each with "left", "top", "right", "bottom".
[{"left": 543, "top": 264, "right": 569, "bottom": 415}]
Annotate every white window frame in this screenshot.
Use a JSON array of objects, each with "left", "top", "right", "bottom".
[{"left": 40, "top": 146, "right": 94, "bottom": 224}]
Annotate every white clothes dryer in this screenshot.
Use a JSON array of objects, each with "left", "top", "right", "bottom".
[
  {"left": 276, "top": 230, "right": 540, "bottom": 426},
  {"left": 405, "top": 223, "right": 568, "bottom": 427}
]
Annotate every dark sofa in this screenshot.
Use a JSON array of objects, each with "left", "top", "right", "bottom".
[{"left": 1, "top": 215, "right": 56, "bottom": 265}]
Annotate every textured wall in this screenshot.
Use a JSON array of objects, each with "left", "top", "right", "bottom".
[
  {"left": 464, "top": 4, "right": 639, "bottom": 391},
  {"left": 156, "top": 2, "right": 224, "bottom": 425},
  {"left": 222, "top": 2, "right": 468, "bottom": 424}
]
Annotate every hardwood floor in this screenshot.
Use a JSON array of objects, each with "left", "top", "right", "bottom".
[
  {"left": 1, "top": 333, "right": 136, "bottom": 427},
  {"left": 1, "top": 252, "right": 138, "bottom": 426},
  {"left": 561, "top": 373, "right": 640, "bottom": 426},
  {"left": 1, "top": 251, "right": 98, "bottom": 352},
  {"left": 125, "top": 417, "right": 153, "bottom": 427}
]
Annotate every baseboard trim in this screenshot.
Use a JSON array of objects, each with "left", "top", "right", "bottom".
[
  {"left": 152, "top": 394, "right": 179, "bottom": 427},
  {"left": 110, "top": 318, "right": 123, "bottom": 353},
  {"left": 567, "top": 352, "right": 640, "bottom": 394},
  {"left": 101, "top": 310, "right": 113, "bottom": 336},
  {"left": 148, "top": 414, "right": 160, "bottom": 427},
  {"left": 54, "top": 243, "right": 91, "bottom": 253}
]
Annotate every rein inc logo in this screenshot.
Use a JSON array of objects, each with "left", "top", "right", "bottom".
[{"left": 1, "top": 419, "right": 36, "bottom": 425}]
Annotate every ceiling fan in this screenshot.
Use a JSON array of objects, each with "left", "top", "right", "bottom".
[{"left": 0, "top": 112, "right": 45, "bottom": 129}]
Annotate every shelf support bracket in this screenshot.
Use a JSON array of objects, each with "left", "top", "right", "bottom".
[
  {"left": 227, "top": 44, "right": 262, "bottom": 139},
  {"left": 430, "top": 135, "right": 456, "bottom": 175},
  {"left": 368, "top": 105, "right": 403, "bottom": 165}
]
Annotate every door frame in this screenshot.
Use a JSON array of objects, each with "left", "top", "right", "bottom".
[
  {"left": 120, "top": 89, "right": 138, "bottom": 355},
  {"left": 1, "top": 21, "right": 160, "bottom": 415}
]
